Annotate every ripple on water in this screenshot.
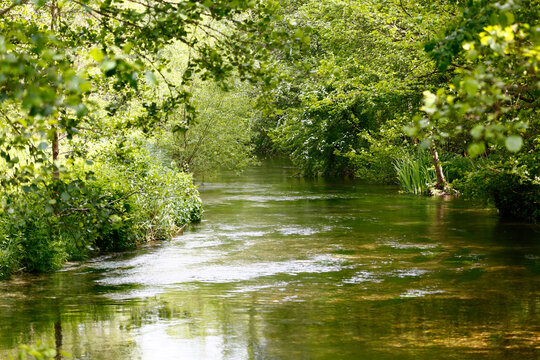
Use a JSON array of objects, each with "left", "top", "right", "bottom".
[
  {"left": 377, "top": 241, "right": 441, "bottom": 250},
  {"left": 277, "top": 226, "right": 319, "bottom": 236},
  {"left": 228, "top": 281, "right": 291, "bottom": 294},
  {"left": 389, "top": 268, "right": 430, "bottom": 277},
  {"left": 343, "top": 268, "right": 430, "bottom": 285},
  {"left": 221, "top": 193, "right": 357, "bottom": 202},
  {"left": 400, "top": 288, "right": 446, "bottom": 298},
  {"left": 343, "top": 271, "right": 383, "bottom": 284},
  {"left": 95, "top": 255, "right": 350, "bottom": 289}
]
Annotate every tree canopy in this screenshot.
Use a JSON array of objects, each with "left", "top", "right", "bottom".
[
  {"left": 0, "top": 0, "right": 290, "bottom": 186},
  {"left": 250, "top": 0, "right": 538, "bottom": 219}
]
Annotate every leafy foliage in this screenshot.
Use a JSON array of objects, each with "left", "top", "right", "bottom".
[
  {"left": 253, "top": 0, "right": 539, "bottom": 221},
  {"left": 156, "top": 81, "right": 259, "bottom": 178},
  {"left": 0, "top": 0, "right": 290, "bottom": 276},
  {"left": 0, "top": 0, "right": 287, "bottom": 185},
  {"left": 256, "top": 0, "right": 456, "bottom": 175},
  {"left": 0, "top": 137, "right": 202, "bottom": 278}
]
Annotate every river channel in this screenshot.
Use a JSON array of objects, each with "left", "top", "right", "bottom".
[{"left": 1, "top": 160, "right": 539, "bottom": 359}]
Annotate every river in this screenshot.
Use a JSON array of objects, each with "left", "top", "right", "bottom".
[{"left": 0, "top": 160, "right": 539, "bottom": 359}]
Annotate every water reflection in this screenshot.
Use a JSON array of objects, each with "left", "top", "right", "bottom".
[{"left": 0, "top": 160, "right": 539, "bottom": 359}]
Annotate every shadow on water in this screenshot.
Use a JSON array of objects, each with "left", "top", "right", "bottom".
[{"left": 0, "top": 160, "right": 538, "bottom": 359}]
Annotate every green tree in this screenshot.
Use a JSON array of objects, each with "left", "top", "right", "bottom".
[
  {"left": 0, "top": 0, "right": 284, "bottom": 187},
  {"left": 407, "top": 0, "right": 539, "bottom": 219},
  {"left": 156, "top": 81, "right": 259, "bottom": 178},
  {"left": 0, "top": 0, "right": 293, "bottom": 276},
  {"left": 256, "top": 0, "right": 457, "bottom": 177}
]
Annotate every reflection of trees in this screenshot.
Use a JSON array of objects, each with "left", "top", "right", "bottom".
[
  {"left": 55, "top": 302, "right": 62, "bottom": 360},
  {"left": 247, "top": 295, "right": 264, "bottom": 359},
  {"left": 253, "top": 295, "right": 538, "bottom": 359},
  {"left": 0, "top": 270, "right": 140, "bottom": 359},
  {"left": 7, "top": 274, "right": 531, "bottom": 359}
]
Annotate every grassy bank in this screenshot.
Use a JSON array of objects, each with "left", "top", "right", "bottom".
[{"left": 0, "top": 138, "right": 202, "bottom": 279}]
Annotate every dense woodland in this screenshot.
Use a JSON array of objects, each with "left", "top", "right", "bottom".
[{"left": 0, "top": 0, "right": 539, "bottom": 279}]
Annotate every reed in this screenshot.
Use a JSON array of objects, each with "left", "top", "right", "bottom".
[{"left": 394, "top": 153, "right": 436, "bottom": 195}]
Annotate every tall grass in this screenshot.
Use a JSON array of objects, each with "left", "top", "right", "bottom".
[{"left": 394, "top": 153, "right": 436, "bottom": 195}]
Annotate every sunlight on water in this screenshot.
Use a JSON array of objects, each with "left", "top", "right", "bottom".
[{"left": 0, "top": 160, "right": 539, "bottom": 359}]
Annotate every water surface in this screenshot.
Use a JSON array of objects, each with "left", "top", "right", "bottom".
[{"left": 1, "top": 161, "right": 539, "bottom": 359}]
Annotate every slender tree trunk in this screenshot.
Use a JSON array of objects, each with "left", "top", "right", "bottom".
[
  {"left": 52, "top": 130, "right": 59, "bottom": 180},
  {"left": 51, "top": 0, "right": 60, "bottom": 181},
  {"left": 430, "top": 143, "right": 446, "bottom": 190}
]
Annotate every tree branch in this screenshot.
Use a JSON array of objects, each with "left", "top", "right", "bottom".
[{"left": 0, "top": 0, "right": 27, "bottom": 16}]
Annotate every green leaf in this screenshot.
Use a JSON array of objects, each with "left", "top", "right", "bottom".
[
  {"left": 500, "top": 11, "right": 514, "bottom": 27},
  {"left": 403, "top": 126, "right": 417, "bottom": 137},
  {"left": 467, "top": 142, "right": 486, "bottom": 157},
  {"left": 90, "top": 48, "right": 104, "bottom": 62},
  {"left": 463, "top": 79, "right": 479, "bottom": 96},
  {"left": 505, "top": 135, "right": 523, "bottom": 152},
  {"left": 419, "top": 140, "right": 431, "bottom": 150},
  {"left": 470, "top": 125, "right": 484, "bottom": 140},
  {"left": 79, "top": 81, "right": 92, "bottom": 93},
  {"left": 38, "top": 142, "right": 49, "bottom": 150},
  {"left": 145, "top": 71, "right": 158, "bottom": 85},
  {"left": 101, "top": 60, "right": 117, "bottom": 75}
]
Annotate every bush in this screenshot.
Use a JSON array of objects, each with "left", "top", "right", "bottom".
[
  {"left": 1, "top": 194, "right": 67, "bottom": 274},
  {"left": 340, "top": 146, "right": 398, "bottom": 184},
  {"left": 441, "top": 155, "right": 476, "bottom": 184},
  {"left": 0, "top": 137, "right": 203, "bottom": 279},
  {"left": 456, "top": 168, "right": 540, "bottom": 222},
  {"left": 0, "top": 235, "right": 21, "bottom": 280},
  {"left": 338, "top": 120, "right": 416, "bottom": 184},
  {"left": 80, "top": 138, "right": 203, "bottom": 242}
]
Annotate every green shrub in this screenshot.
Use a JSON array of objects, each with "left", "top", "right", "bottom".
[
  {"left": 1, "top": 194, "right": 67, "bottom": 274},
  {"left": 340, "top": 147, "right": 398, "bottom": 184},
  {"left": 441, "top": 155, "right": 476, "bottom": 184},
  {"left": 457, "top": 169, "right": 540, "bottom": 222},
  {"left": 0, "top": 236, "right": 21, "bottom": 280},
  {"left": 338, "top": 120, "right": 416, "bottom": 184},
  {"left": 79, "top": 138, "right": 203, "bottom": 242},
  {"left": 0, "top": 136, "right": 203, "bottom": 278}
]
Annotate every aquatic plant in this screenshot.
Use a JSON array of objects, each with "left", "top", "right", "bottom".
[{"left": 394, "top": 153, "right": 436, "bottom": 195}]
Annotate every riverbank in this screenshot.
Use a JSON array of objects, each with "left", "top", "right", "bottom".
[{"left": 0, "top": 142, "right": 202, "bottom": 280}]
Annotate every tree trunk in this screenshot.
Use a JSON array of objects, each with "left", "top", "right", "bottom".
[
  {"left": 430, "top": 143, "right": 446, "bottom": 190},
  {"left": 52, "top": 129, "right": 59, "bottom": 180},
  {"left": 51, "top": 0, "right": 60, "bottom": 181}
]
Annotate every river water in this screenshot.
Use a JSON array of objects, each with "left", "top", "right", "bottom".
[{"left": 1, "top": 161, "right": 539, "bottom": 359}]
